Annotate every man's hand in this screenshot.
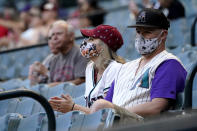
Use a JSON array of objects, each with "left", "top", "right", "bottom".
[
  {"left": 28, "top": 61, "right": 48, "bottom": 85},
  {"left": 49, "top": 94, "right": 75, "bottom": 113}
]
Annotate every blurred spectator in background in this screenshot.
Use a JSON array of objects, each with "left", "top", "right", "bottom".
[
  {"left": 129, "top": 0, "right": 152, "bottom": 19},
  {"left": 68, "top": 0, "right": 106, "bottom": 29},
  {"left": 48, "top": 0, "right": 59, "bottom": 7},
  {"left": 129, "top": 0, "right": 185, "bottom": 20},
  {"left": 41, "top": 2, "right": 58, "bottom": 38},
  {"left": 28, "top": 20, "right": 88, "bottom": 86},
  {"left": 0, "top": 5, "right": 31, "bottom": 50},
  {"left": 153, "top": 0, "right": 185, "bottom": 20},
  {"left": 19, "top": 6, "right": 46, "bottom": 47}
]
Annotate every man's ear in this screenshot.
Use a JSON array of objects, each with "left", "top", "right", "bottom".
[
  {"left": 161, "top": 30, "right": 168, "bottom": 41},
  {"left": 69, "top": 32, "right": 74, "bottom": 42}
]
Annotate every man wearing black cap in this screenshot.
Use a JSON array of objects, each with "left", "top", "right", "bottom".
[{"left": 88, "top": 8, "right": 187, "bottom": 122}]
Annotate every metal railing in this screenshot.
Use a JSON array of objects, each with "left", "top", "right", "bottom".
[
  {"left": 184, "top": 61, "right": 197, "bottom": 108},
  {"left": 191, "top": 16, "right": 197, "bottom": 46},
  {"left": 0, "top": 90, "right": 56, "bottom": 131}
]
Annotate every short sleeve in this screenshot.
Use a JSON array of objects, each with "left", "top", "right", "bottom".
[
  {"left": 104, "top": 80, "right": 115, "bottom": 102},
  {"left": 42, "top": 54, "right": 55, "bottom": 70},
  {"left": 150, "top": 59, "right": 187, "bottom": 100}
]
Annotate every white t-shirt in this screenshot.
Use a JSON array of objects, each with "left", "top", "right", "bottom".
[{"left": 84, "top": 61, "right": 122, "bottom": 107}]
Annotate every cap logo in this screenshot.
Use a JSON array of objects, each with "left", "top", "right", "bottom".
[{"left": 137, "top": 11, "right": 146, "bottom": 23}]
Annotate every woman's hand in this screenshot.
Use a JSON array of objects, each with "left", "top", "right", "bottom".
[{"left": 49, "top": 94, "right": 75, "bottom": 113}]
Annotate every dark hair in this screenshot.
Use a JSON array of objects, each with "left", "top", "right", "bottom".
[
  {"left": 87, "top": 9, "right": 106, "bottom": 26},
  {"left": 87, "top": 0, "right": 99, "bottom": 8}
]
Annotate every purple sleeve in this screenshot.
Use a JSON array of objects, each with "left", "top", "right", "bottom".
[
  {"left": 104, "top": 80, "right": 114, "bottom": 102},
  {"left": 151, "top": 59, "right": 187, "bottom": 100}
]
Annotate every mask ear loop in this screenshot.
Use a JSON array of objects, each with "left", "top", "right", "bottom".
[{"left": 157, "top": 30, "right": 164, "bottom": 44}]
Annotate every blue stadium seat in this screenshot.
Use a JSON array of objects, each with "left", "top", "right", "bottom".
[
  {"left": 74, "top": 95, "right": 86, "bottom": 107},
  {"left": 17, "top": 112, "right": 46, "bottom": 131},
  {"left": 0, "top": 65, "right": 8, "bottom": 79},
  {"left": 117, "top": 26, "right": 140, "bottom": 60},
  {"left": 180, "top": 0, "right": 197, "bottom": 17},
  {"left": 20, "top": 79, "right": 31, "bottom": 89},
  {"left": 0, "top": 45, "right": 50, "bottom": 79},
  {"left": 31, "top": 84, "right": 49, "bottom": 98},
  {"left": 41, "top": 111, "right": 82, "bottom": 131},
  {"left": 0, "top": 79, "right": 23, "bottom": 91},
  {"left": 69, "top": 114, "right": 85, "bottom": 131},
  {"left": 6, "top": 99, "right": 20, "bottom": 114},
  {"left": 15, "top": 99, "right": 35, "bottom": 117},
  {"left": 0, "top": 99, "right": 20, "bottom": 116},
  {"left": 0, "top": 113, "right": 22, "bottom": 131},
  {"left": 192, "top": 74, "right": 197, "bottom": 109},
  {"left": 166, "top": 18, "right": 186, "bottom": 49},
  {"left": 47, "top": 83, "right": 70, "bottom": 99},
  {"left": 31, "top": 101, "right": 44, "bottom": 115},
  {"left": 71, "top": 83, "right": 85, "bottom": 98},
  {"left": 56, "top": 111, "right": 81, "bottom": 131},
  {"left": 69, "top": 109, "right": 119, "bottom": 131}
]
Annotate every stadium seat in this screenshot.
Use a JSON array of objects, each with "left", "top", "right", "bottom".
[
  {"left": 56, "top": 111, "right": 80, "bottom": 131},
  {"left": 74, "top": 95, "right": 86, "bottom": 107},
  {"left": 46, "top": 83, "right": 70, "bottom": 99},
  {"left": 0, "top": 45, "right": 50, "bottom": 80},
  {"left": 0, "top": 79, "right": 23, "bottom": 91},
  {"left": 15, "top": 99, "right": 35, "bottom": 117},
  {"left": 180, "top": 0, "right": 197, "bottom": 17},
  {"left": 0, "top": 113, "right": 22, "bottom": 131},
  {"left": 192, "top": 74, "right": 197, "bottom": 109},
  {"left": 17, "top": 112, "right": 46, "bottom": 131},
  {"left": 6, "top": 99, "right": 20, "bottom": 114},
  {"left": 61, "top": 83, "right": 85, "bottom": 99},
  {"left": 40, "top": 111, "right": 81, "bottom": 131},
  {"left": 0, "top": 99, "right": 19, "bottom": 116},
  {"left": 70, "top": 83, "right": 85, "bottom": 98},
  {"left": 168, "top": 61, "right": 197, "bottom": 110},
  {"left": 69, "top": 109, "right": 119, "bottom": 131},
  {"left": 117, "top": 26, "right": 140, "bottom": 60},
  {"left": 166, "top": 18, "right": 186, "bottom": 49},
  {"left": 69, "top": 114, "right": 85, "bottom": 131},
  {"left": 35, "top": 84, "right": 49, "bottom": 98}
]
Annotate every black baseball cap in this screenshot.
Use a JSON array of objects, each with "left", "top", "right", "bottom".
[{"left": 128, "top": 8, "right": 170, "bottom": 30}]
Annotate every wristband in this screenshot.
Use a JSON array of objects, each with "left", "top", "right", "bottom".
[{"left": 71, "top": 103, "right": 75, "bottom": 111}]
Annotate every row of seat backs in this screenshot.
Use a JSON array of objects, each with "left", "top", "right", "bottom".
[
  {"left": 0, "top": 81, "right": 85, "bottom": 98},
  {"left": 0, "top": 82, "right": 86, "bottom": 117},
  {"left": 0, "top": 108, "right": 118, "bottom": 131}
]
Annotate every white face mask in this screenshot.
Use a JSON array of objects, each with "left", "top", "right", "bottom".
[{"left": 135, "top": 31, "right": 163, "bottom": 55}]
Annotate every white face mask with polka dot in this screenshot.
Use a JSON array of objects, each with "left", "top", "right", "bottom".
[{"left": 135, "top": 31, "right": 163, "bottom": 55}]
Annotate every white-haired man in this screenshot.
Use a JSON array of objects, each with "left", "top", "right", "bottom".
[{"left": 28, "top": 20, "right": 88, "bottom": 86}]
